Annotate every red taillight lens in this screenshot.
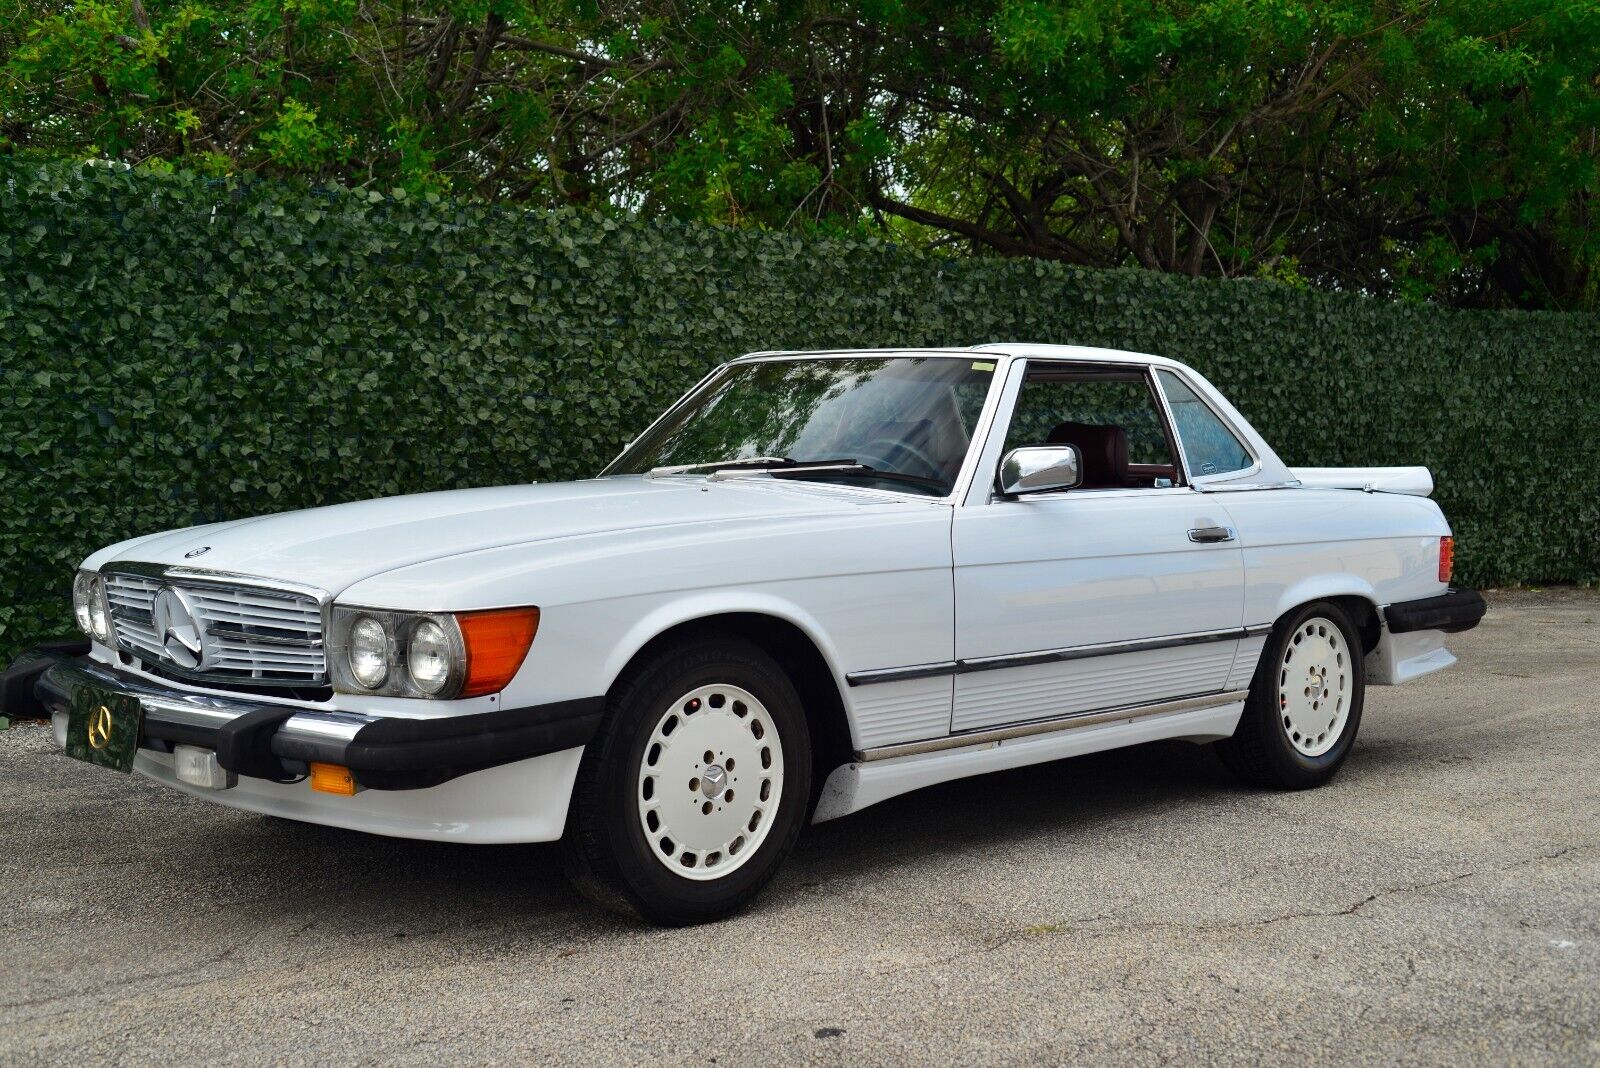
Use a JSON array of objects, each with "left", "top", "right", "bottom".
[
  {"left": 456, "top": 608, "right": 540, "bottom": 697},
  {"left": 1438, "top": 536, "right": 1454, "bottom": 584}
]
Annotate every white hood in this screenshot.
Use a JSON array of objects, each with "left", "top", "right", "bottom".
[{"left": 84, "top": 477, "right": 914, "bottom": 597}]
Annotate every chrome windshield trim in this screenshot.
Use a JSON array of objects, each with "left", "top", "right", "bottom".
[
  {"left": 847, "top": 627, "right": 1252, "bottom": 686},
  {"left": 855, "top": 689, "right": 1250, "bottom": 761}
]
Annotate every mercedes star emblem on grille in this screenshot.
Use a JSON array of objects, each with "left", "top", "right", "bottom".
[{"left": 151, "top": 586, "right": 206, "bottom": 670}]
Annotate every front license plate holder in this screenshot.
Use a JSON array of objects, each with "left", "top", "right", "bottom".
[{"left": 64, "top": 684, "right": 143, "bottom": 773}]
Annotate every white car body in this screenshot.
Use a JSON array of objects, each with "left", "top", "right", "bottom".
[{"left": 27, "top": 344, "right": 1470, "bottom": 843}]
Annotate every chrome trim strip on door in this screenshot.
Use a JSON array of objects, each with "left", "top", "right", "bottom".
[
  {"left": 958, "top": 626, "right": 1246, "bottom": 672},
  {"left": 854, "top": 689, "right": 1251, "bottom": 761},
  {"left": 845, "top": 660, "right": 961, "bottom": 685},
  {"left": 846, "top": 626, "right": 1256, "bottom": 686}
]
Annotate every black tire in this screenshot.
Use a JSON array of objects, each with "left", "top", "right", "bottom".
[
  {"left": 562, "top": 636, "right": 812, "bottom": 925},
  {"left": 1215, "top": 600, "right": 1365, "bottom": 790}
]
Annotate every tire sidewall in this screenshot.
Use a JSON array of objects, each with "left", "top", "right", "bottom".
[
  {"left": 589, "top": 641, "right": 812, "bottom": 924},
  {"left": 1251, "top": 601, "right": 1365, "bottom": 781}
]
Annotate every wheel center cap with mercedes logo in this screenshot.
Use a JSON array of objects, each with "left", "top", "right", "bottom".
[{"left": 152, "top": 586, "right": 206, "bottom": 670}]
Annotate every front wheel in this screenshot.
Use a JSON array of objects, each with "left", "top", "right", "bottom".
[
  {"left": 1215, "top": 601, "right": 1365, "bottom": 790},
  {"left": 562, "top": 637, "right": 812, "bottom": 925}
]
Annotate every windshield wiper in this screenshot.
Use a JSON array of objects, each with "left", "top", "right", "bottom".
[
  {"left": 648, "top": 456, "right": 855, "bottom": 478},
  {"left": 648, "top": 456, "right": 945, "bottom": 492},
  {"left": 771, "top": 463, "right": 948, "bottom": 491}
]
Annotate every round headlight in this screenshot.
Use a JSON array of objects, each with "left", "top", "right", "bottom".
[
  {"left": 88, "top": 591, "right": 111, "bottom": 643},
  {"left": 348, "top": 616, "right": 390, "bottom": 689},
  {"left": 72, "top": 573, "right": 94, "bottom": 636},
  {"left": 406, "top": 619, "right": 453, "bottom": 695},
  {"left": 88, "top": 591, "right": 109, "bottom": 642}
]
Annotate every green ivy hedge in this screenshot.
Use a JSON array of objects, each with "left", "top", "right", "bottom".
[{"left": 2, "top": 163, "right": 1596, "bottom": 658}]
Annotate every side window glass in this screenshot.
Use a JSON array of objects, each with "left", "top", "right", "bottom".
[
  {"left": 1001, "top": 371, "right": 1180, "bottom": 489},
  {"left": 1003, "top": 379, "right": 1171, "bottom": 463},
  {"left": 1156, "top": 370, "right": 1252, "bottom": 477}
]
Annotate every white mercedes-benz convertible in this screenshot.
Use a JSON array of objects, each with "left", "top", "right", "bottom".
[{"left": 3, "top": 345, "right": 1484, "bottom": 924}]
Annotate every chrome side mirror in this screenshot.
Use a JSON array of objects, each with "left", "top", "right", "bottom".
[{"left": 996, "top": 445, "right": 1083, "bottom": 498}]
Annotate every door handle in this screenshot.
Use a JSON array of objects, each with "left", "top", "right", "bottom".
[{"left": 1188, "top": 525, "right": 1236, "bottom": 544}]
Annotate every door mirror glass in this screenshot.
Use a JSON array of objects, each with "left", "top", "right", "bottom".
[{"left": 996, "top": 445, "right": 1083, "bottom": 497}]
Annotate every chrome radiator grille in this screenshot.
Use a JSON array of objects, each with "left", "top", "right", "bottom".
[{"left": 103, "top": 570, "right": 326, "bottom": 685}]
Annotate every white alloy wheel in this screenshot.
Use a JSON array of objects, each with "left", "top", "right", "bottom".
[
  {"left": 636, "top": 683, "right": 784, "bottom": 880},
  {"left": 1277, "top": 616, "right": 1352, "bottom": 757}
]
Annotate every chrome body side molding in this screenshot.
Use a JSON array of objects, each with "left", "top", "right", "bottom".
[{"left": 846, "top": 626, "right": 1275, "bottom": 687}]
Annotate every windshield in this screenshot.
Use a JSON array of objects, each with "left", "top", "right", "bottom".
[{"left": 606, "top": 357, "right": 997, "bottom": 496}]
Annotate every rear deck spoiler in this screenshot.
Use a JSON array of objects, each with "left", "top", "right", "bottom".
[{"left": 1290, "top": 466, "right": 1434, "bottom": 497}]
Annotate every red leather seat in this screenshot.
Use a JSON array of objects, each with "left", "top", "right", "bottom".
[{"left": 1045, "top": 421, "right": 1128, "bottom": 489}]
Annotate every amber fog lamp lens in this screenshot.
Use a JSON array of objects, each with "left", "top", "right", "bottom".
[
  {"left": 309, "top": 763, "right": 358, "bottom": 796},
  {"left": 1438, "top": 536, "right": 1455, "bottom": 584},
  {"left": 457, "top": 608, "right": 540, "bottom": 697}
]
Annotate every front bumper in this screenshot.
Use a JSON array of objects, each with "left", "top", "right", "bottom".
[{"left": 4, "top": 650, "right": 604, "bottom": 791}]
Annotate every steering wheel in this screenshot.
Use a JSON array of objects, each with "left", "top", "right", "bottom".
[{"left": 848, "top": 435, "right": 944, "bottom": 482}]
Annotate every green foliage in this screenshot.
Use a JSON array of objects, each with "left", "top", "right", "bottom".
[
  {"left": 2, "top": 1, "right": 1596, "bottom": 310},
  {"left": 1, "top": 163, "right": 1596, "bottom": 658}
]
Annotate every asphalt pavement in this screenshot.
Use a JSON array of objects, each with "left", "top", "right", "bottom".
[{"left": 2, "top": 590, "right": 1596, "bottom": 1066}]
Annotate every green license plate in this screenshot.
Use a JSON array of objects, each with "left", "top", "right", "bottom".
[{"left": 64, "top": 684, "right": 143, "bottom": 774}]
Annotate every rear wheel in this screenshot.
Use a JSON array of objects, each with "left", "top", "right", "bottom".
[
  {"left": 562, "top": 637, "right": 811, "bottom": 925},
  {"left": 1216, "top": 601, "right": 1365, "bottom": 789}
]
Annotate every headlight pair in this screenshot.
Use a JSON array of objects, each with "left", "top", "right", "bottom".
[
  {"left": 72, "top": 570, "right": 112, "bottom": 645},
  {"left": 329, "top": 606, "right": 539, "bottom": 700}
]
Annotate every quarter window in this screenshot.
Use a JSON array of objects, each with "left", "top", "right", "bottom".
[{"left": 1156, "top": 369, "right": 1253, "bottom": 477}]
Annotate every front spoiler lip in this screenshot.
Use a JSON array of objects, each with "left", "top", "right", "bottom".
[{"left": 23, "top": 653, "right": 603, "bottom": 791}]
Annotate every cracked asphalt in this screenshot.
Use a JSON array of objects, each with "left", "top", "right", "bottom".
[{"left": 2, "top": 590, "right": 1596, "bottom": 1066}]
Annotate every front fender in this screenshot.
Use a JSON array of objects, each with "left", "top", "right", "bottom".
[{"left": 596, "top": 590, "right": 851, "bottom": 698}]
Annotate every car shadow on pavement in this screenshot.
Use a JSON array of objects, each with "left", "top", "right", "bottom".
[{"left": 198, "top": 738, "right": 1241, "bottom": 935}]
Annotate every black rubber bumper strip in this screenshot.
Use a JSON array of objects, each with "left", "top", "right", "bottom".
[
  {"left": 1385, "top": 588, "right": 1487, "bottom": 634},
  {"left": 17, "top": 650, "right": 605, "bottom": 790},
  {"left": 264, "top": 696, "right": 604, "bottom": 771},
  {"left": 347, "top": 698, "right": 603, "bottom": 770},
  {"left": 1, "top": 640, "right": 91, "bottom": 719},
  {"left": 268, "top": 698, "right": 604, "bottom": 790}
]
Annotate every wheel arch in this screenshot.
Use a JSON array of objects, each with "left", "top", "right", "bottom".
[
  {"left": 602, "top": 603, "right": 856, "bottom": 791},
  {"left": 1270, "top": 577, "right": 1382, "bottom": 655}
]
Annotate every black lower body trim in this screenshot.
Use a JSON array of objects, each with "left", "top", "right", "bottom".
[
  {"left": 1385, "top": 588, "right": 1486, "bottom": 634},
  {"left": 14, "top": 650, "right": 605, "bottom": 790}
]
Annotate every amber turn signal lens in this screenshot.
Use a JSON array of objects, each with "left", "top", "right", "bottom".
[
  {"left": 309, "top": 762, "right": 358, "bottom": 796},
  {"left": 457, "top": 607, "right": 540, "bottom": 697},
  {"left": 1438, "top": 536, "right": 1455, "bottom": 584}
]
